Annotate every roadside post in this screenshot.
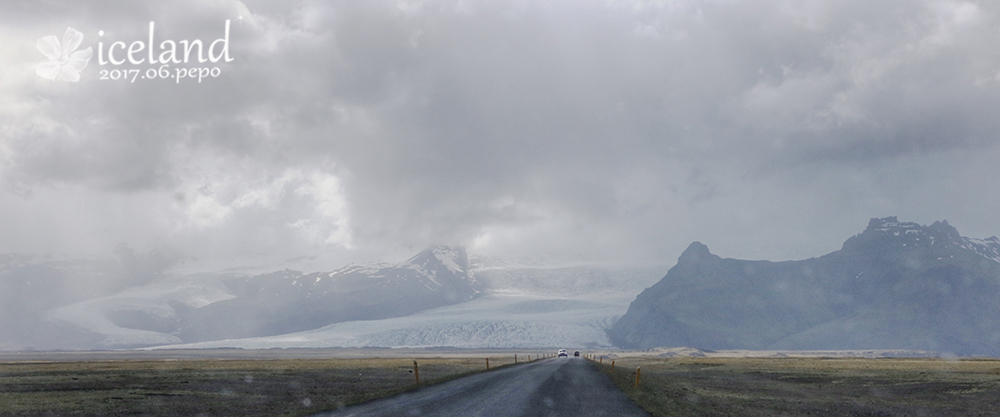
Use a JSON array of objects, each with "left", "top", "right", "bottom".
[
  {"left": 414, "top": 360, "right": 420, "bottom": 385},
  {"left": 635, "top": 366, "right": 641, "bottom": 388},
  {"left": 486, "top": 358, "right": 490, "bottom": 370}
]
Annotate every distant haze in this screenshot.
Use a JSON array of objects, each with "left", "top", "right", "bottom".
[{"left": 2, "top": 0, "right": 1000, "bottom": 268}]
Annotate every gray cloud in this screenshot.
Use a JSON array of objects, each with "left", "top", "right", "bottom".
[{"left": 1, "top": 0, "right": 999, "bottom": 266}]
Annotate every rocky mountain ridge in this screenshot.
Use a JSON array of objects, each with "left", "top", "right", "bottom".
[{"left": 608, "top": 217, "right": 1000, "bottom": 356}]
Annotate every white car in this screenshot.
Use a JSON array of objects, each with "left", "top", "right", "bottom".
[{"left": 558, "top": 349, "right": 568, "bottom": 357}]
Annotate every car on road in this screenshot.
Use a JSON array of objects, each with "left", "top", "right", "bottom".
[
  {"left": 558, "top": 349, "right": 568, "bottom": 357},
  {"left": 574, "top": 351, "right": 580, "bottom": 357}
]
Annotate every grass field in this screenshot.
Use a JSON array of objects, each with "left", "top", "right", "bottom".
[
  {"left": 596, "top": 356, "right": 1000, "bottom": 416},
  {"left": 5, "top": 352, "right": 1000, "bottom": 416},
  {"left": 0, "top": 355, "right": 527, "bottom": 417}
]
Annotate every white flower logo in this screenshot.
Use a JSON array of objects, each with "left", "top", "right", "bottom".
[{"left": 35, "top": 27, "right": 93, "bottom": 82}]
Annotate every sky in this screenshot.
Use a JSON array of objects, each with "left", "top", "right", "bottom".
[{"left": 1, "top": 0, "right": 999, "bottom": 269}]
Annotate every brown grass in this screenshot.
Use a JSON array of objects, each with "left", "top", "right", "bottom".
[
  {"left": 10, "top": 353, "right": 992, "bottom": 416},
  {"left": 0, "top": 356, "right": 523, "bottom": 417},
  {"left": 595, "top": 356, "right": 1000, "bottom": 416}
]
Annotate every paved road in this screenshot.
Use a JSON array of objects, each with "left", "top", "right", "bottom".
[{"left": 313, "top": 357, "right": 650, "bottom": 417}]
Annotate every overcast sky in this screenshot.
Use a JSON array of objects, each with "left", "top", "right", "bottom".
[{"left": 1, "top": 0, "right": 999, "bottom": 268}]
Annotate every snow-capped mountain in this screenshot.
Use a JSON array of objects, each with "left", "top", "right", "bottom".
[
  {"left": 609, "top": 217, "right": 1000, "bottom": 356},
  {"left": 858, "top": 217, "right": 1000, "bottom": 263},
  {"left": 45, "top": 246, "right": 482, "bottom": 349},
  {"left": 3, "top": 244, "right": 667, "bottom": 350},
  {"left": 151, "top": 258, "right": 667, "bottom": 350}
]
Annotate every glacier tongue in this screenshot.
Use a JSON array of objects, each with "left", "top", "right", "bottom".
[
  {"left": 145, "top": 258, "right": 666, "bottom": 349},
  {"left": 39, "top": 246, "right": 665, "bottom": 350},
  {"left": 48, "top": 276, "right": 236, "bottom": 349},
  {"left": 150, "top": 293, "right": 624, "bottom": 349}
]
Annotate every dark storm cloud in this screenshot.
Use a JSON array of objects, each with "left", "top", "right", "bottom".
[{"left": 1, "top": 0, "right": 999, "bottom": 263}]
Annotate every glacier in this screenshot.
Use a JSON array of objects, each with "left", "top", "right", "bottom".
[{"left": 42, "top": 248, "right": 666, "bottom": 350}]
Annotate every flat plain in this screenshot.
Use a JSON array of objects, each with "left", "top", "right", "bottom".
[
  {"left": 598, "top": 356, "right": 1000, "bottom": 416},
  {"left": 0, "top": 349, "right": 538, "bottom": 417},
  {"left": 3, "top": 349, "right": 1000, "bottom": 416}
]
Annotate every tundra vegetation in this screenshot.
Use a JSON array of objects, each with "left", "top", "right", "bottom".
[
  {"left": 0, "top": 356, "right": 518, "bottom": 417},
  {"left": 597, "top": 356, "right": 1000, "bottom": 416},
  {"left": 4, "top": 354, "right": 1000, "bottom": 416}
]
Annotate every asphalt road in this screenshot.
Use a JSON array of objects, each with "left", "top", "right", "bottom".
[{"left": 313, "top": 357, "right": 649, "bottom": 417}]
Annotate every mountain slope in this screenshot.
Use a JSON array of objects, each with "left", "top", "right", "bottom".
[
  {"left": 608, "top": 217, "right": 1000, "bottom": 356},
  {"left": 176, "top": 246, "right": 482, "bottom": 342},
  {"left": 50, "top": 246, "right": 483, "bottom": 348},
  {"left": 0, "top": 253, "right": 169, "bottom": 350},
  {"left": 150, "top": 259, "right": 667, "bottom": 350}
]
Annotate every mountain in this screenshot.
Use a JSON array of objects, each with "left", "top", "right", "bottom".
[
  {"left": 15, "top": 246, "right": 666, "bottom": 350},
  {"left": 174, "top": 246, "right": 482, "bottom": 342},
  {"left": 0, "top": 251, "right": 172, "bottom": 350},
  {"left": 48, "top": 246, "right": 483, "bottom": 348},
  {"left": 608, "top": 217, "right": 1000, "bottom": 356},
  {"left": 150, "top": 260, "right": 667, "bottom": 350}
]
